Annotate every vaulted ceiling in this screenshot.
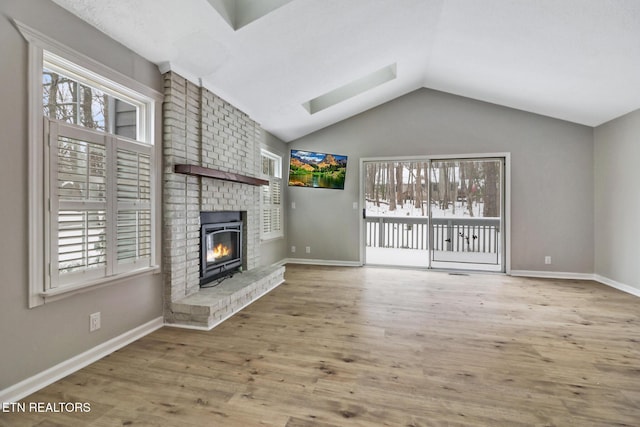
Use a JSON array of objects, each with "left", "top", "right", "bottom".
[{"left": 52, "top": 0, "right": 640, "bottom": 142}]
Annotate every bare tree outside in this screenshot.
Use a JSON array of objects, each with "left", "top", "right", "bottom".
[
  {"left": 482, "top": 161, "right": 499, "bottom": 217},
  {"left": 365, "top": 159, "right": 501, "bottom": 218},
  {"left": 388, "top": 163, "right": 396, "bottom": 211}
]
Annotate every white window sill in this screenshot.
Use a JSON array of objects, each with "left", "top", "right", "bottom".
[
  {"left": 261, "top": 234, "right": 284, "bottom": 243},
  {"left": 39, "top": 266, "right": 160, "bottom": 305}
]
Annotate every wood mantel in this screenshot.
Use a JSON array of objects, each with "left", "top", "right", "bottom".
[{"left": 173, "top": 164, "right": 269, "bottom": 186}]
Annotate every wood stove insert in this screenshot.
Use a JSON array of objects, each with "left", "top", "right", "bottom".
[{"left": 200, "top": 211, "right": 243, "bottom": 287}]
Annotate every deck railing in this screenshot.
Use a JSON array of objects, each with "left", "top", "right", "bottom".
[{"left": 365, "top": 216, "right": 500, "bottom": 254}]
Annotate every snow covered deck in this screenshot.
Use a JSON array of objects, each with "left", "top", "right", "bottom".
[
  {"left": 365, "top": 247, "right": 502, "bottom": 272},
  {"left": 364, "top": 214, "right": 503, "bottom": 272}
]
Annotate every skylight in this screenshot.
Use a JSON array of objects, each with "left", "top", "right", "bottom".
[
  {"left": 207, "top": 0, "right": 295, "bottom": 30},
  {"left": 303, "top": 63, "right": 397, "bottom": 115}
]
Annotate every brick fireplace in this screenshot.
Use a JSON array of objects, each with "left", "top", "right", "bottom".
[{"left": 162, "top": 72, "right": 284, "bottom": 328}]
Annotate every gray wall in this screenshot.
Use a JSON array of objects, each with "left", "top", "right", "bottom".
[
  {"left": 594, "top": 109, "right": 640, "bottom": 291},
  {"left": 288, "top": 88, "right": 595, "bottom": 273},
  {"left": 259, "top": 131, "right": 289, "bottom": 266},
  {"left": 0, "top": 0, "right": 164, "bottom": 390}
]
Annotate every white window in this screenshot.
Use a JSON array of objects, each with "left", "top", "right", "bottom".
[
  {"left": 260, "top": 149, "right": 283, "bottom": 240},
  {"left": 18, "top": 22, "right": 162, "bottom": 307}
]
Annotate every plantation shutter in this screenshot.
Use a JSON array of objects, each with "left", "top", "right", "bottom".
[
  {"left": 115, "top": 140, "right": 153, "bottom": 273},
  {"left": 262, "top": 179, "right": 282, "bottom": 235},
  {"left": 260, "top": 150, "right": 283, "bottom": 239},
  {"left": 49, "top": 120, "right": 109, "bottom": 288},
  {"left": 47, "top": 119, "right": 154, "bottom": 289}
]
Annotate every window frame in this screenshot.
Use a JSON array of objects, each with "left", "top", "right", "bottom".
[
  {"left": 260, "top": 148, "right": 284, "bottom": 241},
  {"left": 17, "top": 21, "right": 163, "bottom": 307}
]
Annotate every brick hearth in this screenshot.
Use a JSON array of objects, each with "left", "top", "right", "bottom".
[{"left": 167, "top": 264, "right": 285, "bottom": 329}]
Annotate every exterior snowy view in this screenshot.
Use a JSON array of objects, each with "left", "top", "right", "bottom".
[{"left": 364, "top": 159, "right": 503, "bottom": 270}]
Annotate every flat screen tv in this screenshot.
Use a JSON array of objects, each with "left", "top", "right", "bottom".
[{"left": 288, "top": 149, "right": 348, "bottom": 190}]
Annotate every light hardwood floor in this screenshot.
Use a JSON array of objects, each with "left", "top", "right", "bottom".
[{"left": 2, "top": 264, "right": 639, "bottom": 426}]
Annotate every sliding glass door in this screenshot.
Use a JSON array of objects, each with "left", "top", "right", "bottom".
[
  {"left": 363, "top": 161, "right": 430, "bottom": 267},
  {"left": 362, "top": 157, "right": 505, "bottom": 272},
  {"left": 429, "top": 158, "right": 503, "bottom": 271}
]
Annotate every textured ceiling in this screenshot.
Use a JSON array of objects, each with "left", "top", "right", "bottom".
[{"left": 52, "top": 0, "right": 640, "bottom": 142}]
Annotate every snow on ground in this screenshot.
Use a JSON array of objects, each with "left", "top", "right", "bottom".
[
  {"left": 366, "top": 247, "right": 502, "bottom": 272},
  {"left": 366, "top": 200, "right": 485, "bottom": 218}
]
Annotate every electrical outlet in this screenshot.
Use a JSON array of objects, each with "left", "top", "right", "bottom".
[
  {"left": 291, "top": 202, "right": 296, "bottom": 209},
  {"left": 305, "top": 246, "right": 311, "bottom": 254},
  {"left": 291, "top": 246, "right": 296, "bottom": 253},
  {"left": 353, "top": 202, "right": 358, "bottom": 210},
  {"left": 89, "top": 312, "right": 101, "bottom": 332},
  {"left": 544, "top": 256, "right": 551, "bottom": 265}
]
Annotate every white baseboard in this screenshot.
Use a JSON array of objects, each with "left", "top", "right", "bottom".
[
  {"left": 163, "top": 323, "right": 211, "bottom": 331},
  {"left": 282, "top": 258, "right": 361, "bottom": 267},
  {"left": 0, "top": 316, "right": 164, "bottom": 403},
  {"left": 510, "top": 270, "right": 594, "bottom": 280},
  {"left": 593, "top": 274, "right": 640, "bottom": 297},
  {"left": 511, "top": 270, "right": 640, "bottom": 298}
]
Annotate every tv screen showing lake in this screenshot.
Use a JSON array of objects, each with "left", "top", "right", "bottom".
[{"left": 288, "top": 150, "right": 347, "bottom": 190}]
